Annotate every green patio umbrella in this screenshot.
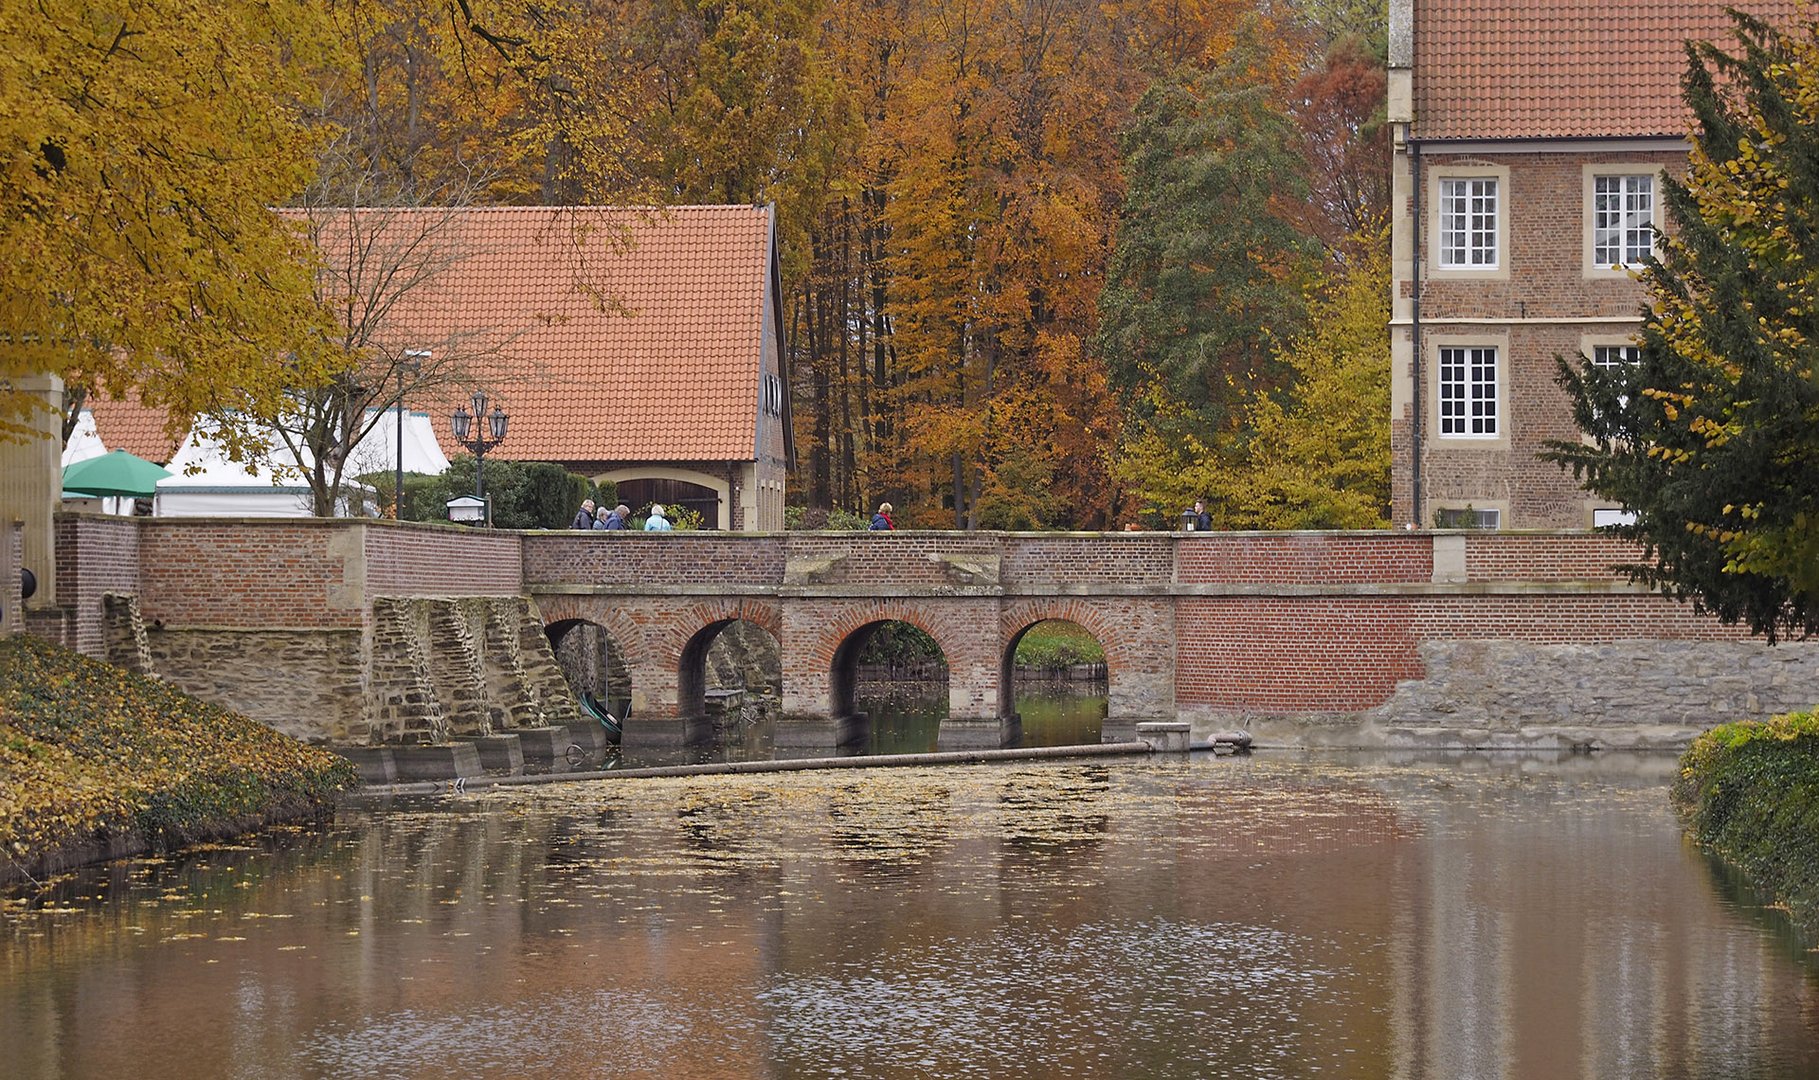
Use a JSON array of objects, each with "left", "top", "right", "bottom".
[{"left": 62, "top": 449, "right": 172, "bottom": 498}]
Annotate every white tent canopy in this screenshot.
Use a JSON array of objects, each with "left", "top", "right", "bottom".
[
  {"left": 154, "top": 421, "right": 376, "bottom": 518},
  {"left": 62, "top": 410, "right": 108, "bottom": 467},
  {"left": 345, "top": 408, "right": 451, "bottom": 478}
]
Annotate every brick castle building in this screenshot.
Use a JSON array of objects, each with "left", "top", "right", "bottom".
[{"left": 1386, "top": 0, "right": 1801, "bottom": 529}]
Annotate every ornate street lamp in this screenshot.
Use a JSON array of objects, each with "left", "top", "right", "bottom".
[
  {"left": 450, "top": 389, "right": 509, "bottom": 525},
  {"left": 396, "top": 349, "right": 430, "bottom": 519}
]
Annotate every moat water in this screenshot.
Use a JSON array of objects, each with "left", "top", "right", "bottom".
[{"left": 5, "top": 746, "right": 1818, "bottom": 1079}]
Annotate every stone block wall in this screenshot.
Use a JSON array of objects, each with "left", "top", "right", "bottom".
[
  {"left": 101, "top": 593, "right": 153, "bottom": 675},
  {"left": 149, "top": 627, "right": 365, "bottom": 743},
  {"left": 2, "top": 518, "right": 20, "bottom": 636}
]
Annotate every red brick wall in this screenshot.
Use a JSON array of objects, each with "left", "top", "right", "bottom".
[
  {"left": 136, "top": 520, "right": 363, "bottom": 629},
  {"left": 1178, "top": 596, "right": 1423, "bottom": 712},
  {"left": 1004, "top": 535, "right": 1174, "bottom": 583},
  {"left": 364, "top": 523, "right": 521, "bottom": 596},
  {"left": 1461, "top": 532, "right": 1646, "bottom": 581},
  {"left": 55, "top": 515, "right": 143, "bottom": 653},
  {"left": 524, "top": 533, "right": 786, "bottom": 586},
  {"left": 1176, "top": 533, "right": 1433, "bottom": 584}
]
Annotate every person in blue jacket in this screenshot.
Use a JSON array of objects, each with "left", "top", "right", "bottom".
[
  {"left": 644, "top": 503, "right": 673, "bottom": 531},
  {"left": 869, "top": 502, "right": 894, "bottom": 530}
]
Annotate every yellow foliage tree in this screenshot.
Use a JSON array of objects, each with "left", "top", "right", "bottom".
[
  {"left": 0, "top": 0, "right": 341, "bottom": 449},
  {"left": 1223, "top": 223, "right": 1390, "bottom": 528}
]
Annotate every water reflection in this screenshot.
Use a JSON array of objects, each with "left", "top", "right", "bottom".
[
  {"left": 4, "top": 754, "right": 1818, "bottom": 1079},
  {"left": 619, "top": 679, "right": 1108, "bottom": 768}
]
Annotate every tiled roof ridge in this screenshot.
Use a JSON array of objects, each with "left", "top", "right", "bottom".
[
  {"left": 1410, "top": 0, "right": 1807, "bottom": 141},
  {"left": 284, "top": 203, "right": 769, "bottom": 213}
]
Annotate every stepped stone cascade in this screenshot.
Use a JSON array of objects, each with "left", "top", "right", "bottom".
[
  {"left": 516, "top": 598, "right": 582, "bottom": 728},
  {"left": 476, "top": 597, "right": 548, "bottom": 729},
  {"left": 101, "top": 592, "right": 153, "bottom": 677},
  {"left": 367, "top": 597, "right": 450, "bottom": 745},
  {"left": 423, "top": 599, "right": 493, "bottom": 736}
]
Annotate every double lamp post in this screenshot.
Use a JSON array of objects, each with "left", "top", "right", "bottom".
[{"left": 450, "top": 389, "right": 509, "bottom": 525}]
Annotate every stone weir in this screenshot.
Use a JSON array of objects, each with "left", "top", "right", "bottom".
[{"left": 26, "top": 516, "right": 595, "bottom": 782}]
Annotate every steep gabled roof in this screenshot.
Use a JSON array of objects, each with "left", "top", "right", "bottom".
[
  {"left": 1412, "top": 0, "right": 1806, "bottom": 140},
  {"left": 297, "top": 204, "right": 782, "bottom": 464},
  {"left": 84, "top": 389, "right": 182, "bottom": 465}
]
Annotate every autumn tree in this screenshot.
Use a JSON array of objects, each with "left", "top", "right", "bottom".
[
  {"left": 0, "top": 0, "right": 340, "bottom": 453},
  {"left": 1095, "top": 31, "right": 1319, "bottom": 435},
  {"left": 1545, "top": 13, "right": 1819, "bottom": 641},
  {"left": 1224, "top": 223, "right": 1389, "bottom": 527}
]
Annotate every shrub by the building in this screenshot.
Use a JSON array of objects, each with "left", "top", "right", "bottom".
[
  {"left": 0, "top": 635, "right": 357, "bottom": 886},
  {"left": 1673, "top": 709, "right": 1819, "bottom": 936}
]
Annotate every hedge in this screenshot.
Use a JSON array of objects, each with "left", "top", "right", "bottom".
[{"left": 1673, "top": 709, "right": 1819, "bottom": 936}]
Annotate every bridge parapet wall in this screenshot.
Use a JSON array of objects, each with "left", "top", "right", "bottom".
[
  {"left": 1002, "top": 534, "right": 1174, "bottom": 585},
  {"left": 1460, "top": 532, "right": 1646, "bottom": 582},
  {"left": 523, "top": 532, "right": 785, "bottom": 586},
  {"left": 364, "top": 523, "right": 522, "bottom": 597},
  {"left": 1176, "top": 532, "right": 1435, "bottom": 585},
  {"left": 137, "top": 519, "right": 366, "bottom": 629}
]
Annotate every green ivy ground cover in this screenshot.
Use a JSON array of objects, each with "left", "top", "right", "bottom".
[{"left": 0, "top": 635, "right": 356, "bottom": 885}]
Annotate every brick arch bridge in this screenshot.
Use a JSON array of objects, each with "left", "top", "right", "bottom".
[
  {"left": 527, "top": 555, "right": 1169, "bottom": 747},
  {"left": 31, "top": 516, "right": 1819, "bottom": 751}
]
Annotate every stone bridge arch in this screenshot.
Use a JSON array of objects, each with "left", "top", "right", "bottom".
[
  {"left": 534, "top": 594, "right": 646, "bottom": 716},
  {"left": 784, "top": 599, "right": 1001, "bottom": 746},
  {"left": 1000, "top": 598, "right": 1174, "bottom": 734},
  {"left": 651, "top": 598, "right": 783, "bottom": 722}
]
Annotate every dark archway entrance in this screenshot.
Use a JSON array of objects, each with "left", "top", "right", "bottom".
[{"left": 616, "top": 478, "right": 723, "bottom": 530}]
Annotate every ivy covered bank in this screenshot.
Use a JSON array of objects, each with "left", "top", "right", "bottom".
[
  {"left": 0, "top": 635, "right": 355, "bottom": 888},
  {"left": 1675, "top": 711, "right": 1819, "bottom": 937}
]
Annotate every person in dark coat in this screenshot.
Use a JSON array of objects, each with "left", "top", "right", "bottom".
[
  {"left": 1186, "top": 500, "right": 1212, "bottom": 532},
  {"left": 571, "top": 499, "right": 597, "bottom": 530},
  {"left": 602, "top": 503, "right": 631, "bottom": 530},
  {"left": 869, "top": 502, "right": 894, "bottom": 530}
]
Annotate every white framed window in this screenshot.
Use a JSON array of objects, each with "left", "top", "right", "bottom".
[
  {"left": 761, "top": 373, "right": 784, "bottom": 416},
  {"left": 1591, "top": 343, "right": 1640, "bottom": 411},
  {"left": 1591, "top": 344, "right": 1640, "bottom": 369},
  {"left": 1434, "top": 507, "right": 1501, "bottom": 530},
  {"left": 1592, "top": 174, "right": 1654, "bottom": 268},
  {"left": 1593, "top": 508, "right": 1637, "bottom": 528},
  {"left": 1439, "top": 345, "right": 1499, "bottom": 437},
  {"left": 1439, "top": 177, "right": 1500, "bottom": 269}
]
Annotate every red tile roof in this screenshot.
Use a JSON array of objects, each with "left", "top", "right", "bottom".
[
  {"left": 299, "top": 204, "right": 780, "bottom": 465},
  {"left": 1413, "top": 0, "right": 1807, "bottom": 140},
  {"left": 85, "top": 388, "right": 182, "bottom": 464}
]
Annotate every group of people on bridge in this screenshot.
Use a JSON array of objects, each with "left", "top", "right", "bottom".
[{"left": 571, "top": 500, "right": 672, "bottom": 532}]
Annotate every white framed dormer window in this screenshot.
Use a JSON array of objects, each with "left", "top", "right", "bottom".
[
  {"left": 1429, "top": 164, "right": 1510, "bottom": 280},
  {"left": 1438, "top": 345, "right": 1500, "bottom": 437},
  {"left": 1584, "top": 165, "right": 1662, "bottom": 275},
  {"left": 1439, "top": 178, "right": 1499, "bottom": 269}
]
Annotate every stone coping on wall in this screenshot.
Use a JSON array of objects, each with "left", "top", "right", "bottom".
[{"left": 527, "top": 580, "right": 1662, "bottom": 597}]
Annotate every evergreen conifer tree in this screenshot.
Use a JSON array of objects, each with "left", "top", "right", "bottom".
[{"left": 1546, "top": 13, "right": 1819, "bottom": 641}]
